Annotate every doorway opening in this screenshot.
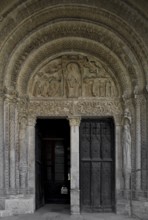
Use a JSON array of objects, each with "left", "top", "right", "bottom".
[
  {"left": 80, "top": 118, "right": 115, "bottom": 212},
  {"left": 35, "top": 119, "right": 70, "bottom": 210}
]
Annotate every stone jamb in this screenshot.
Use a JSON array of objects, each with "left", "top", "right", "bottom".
[
  {"left": 114, "top": 114, "right": 124, "bottom": 196},
  {"left": 134, "top": 95, "right": 142, "bottom": 191},
  {"left": 0, "top": 92, "right": 4, "bottom": 193}
]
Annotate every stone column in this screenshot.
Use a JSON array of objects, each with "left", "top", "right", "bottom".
[
  {"left": 15, "top": 107, "right": 20, "bottom": 192},
  {"left": 114, "top": 115, "right": 123, "bottom": 195},
  {"left": 4, "top": 94, "right": 18, "bottom": 194},
  {"left": 135, "top": 96, "right": 142, "bottom": 190},
  {"left": 69, "top": 117, "right": 81, "bottom": 214},
  {"left": 9, "top": 101, "right": 16, "bottom": 192},
  {"left": 146, "top": 92, "right": 148, "bottom": 192},
  {"left": 27, "top": 116, "right": 36, "bottom": 201},
  {"left": 0, "top": 92, "right": 4, "bottom": 191},
  {"left": 19, "top": 116, "right": 28, "bottom": 191},
  {"left": 140, "top": 95, "right": 147, "bottom": 190},
  {"left": 4, "top": 98, "right": 10, "bottom": 194}
]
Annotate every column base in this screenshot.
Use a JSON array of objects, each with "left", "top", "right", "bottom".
[
  {"left": 70, "top": 189, "right": 80, "bottom": 214},
  {"left": 3, "top": 195, "right": 35, "bottom": 216}
]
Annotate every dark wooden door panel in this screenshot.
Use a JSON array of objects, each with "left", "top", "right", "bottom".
[
  {"left": 91, "top": 162, "right": 101, "bottom": 208},
  {"left": 80, "top": 119, "right": 115, "bottom": 212},
  {"left": 81, "top": 162, "right": 91, "bottom": 207},
  {"left": 101, "top": 162, "right": 112, "bottom": 208}
]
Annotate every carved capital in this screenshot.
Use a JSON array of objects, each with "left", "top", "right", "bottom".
[
  {"left": 28, "top": 116, "right": 36, "bottom": 127},
  {"left": 68, "top": 117, "right": 81, "bottom": 127}
]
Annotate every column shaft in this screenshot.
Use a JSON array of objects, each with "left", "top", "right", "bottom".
[
  {"left": 135, "top": 98, "right": 141, "bottom": 190},
  {"left": 9, "top": 103, "right": 16, "bottom": 190},
  {"left": 4, "top": 101, "right": 10, "bottom": 193},
  {"left": 0, "top": 98, "right": 4, "bottom": 190},
  {"left": 115, "top": 123, "right": 123, "bottom": 192},
  {"left": 69, "top": 117, "right": 81, "bottom": 214},
  {"left": 27, "top": 117, "right": 36, "bottom": 197},
  {"left": 19, "top": 117, "right": 28, "bottom": 190}
]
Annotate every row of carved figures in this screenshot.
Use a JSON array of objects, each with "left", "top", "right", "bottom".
[{"left": 32, "top": 66, "right": 117, "bottom": 98}]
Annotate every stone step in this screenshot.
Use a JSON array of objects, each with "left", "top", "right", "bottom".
[{"left": 0, "top": 210, "right": 12, "bottom": 217}]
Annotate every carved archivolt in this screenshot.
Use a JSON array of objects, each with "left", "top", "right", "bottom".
[
  {"left": 1, "top": 4, "right": 147, "bottom": 95},
  {"left": 29, "top": 55, "right": 119, "bottom": 98}
]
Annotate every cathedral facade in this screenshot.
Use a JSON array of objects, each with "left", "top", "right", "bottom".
[{"left": 0, "top": 0, "right": 148, "bottom": 218}]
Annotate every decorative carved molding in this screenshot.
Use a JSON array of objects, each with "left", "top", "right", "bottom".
[
  {"left": 12, "top": 26, "right": 134, "bottom": 95},
  {"left": 3, "top": 86, "right": 18, "bottom": 103},
  {"left": 1, "top": 10, "right": 147, "bottom": 95},
  {"left": 75, "top": 100, "right": 122, "bottom": 116},
  {"left": 18, "top": 96, "right": 29, "bottom": 118},
  {"left": 29, "top": 55, "right": 118, "bottom": 98},
  {"left": 28, "top": 99, "right": 122, "bottom": 117}
]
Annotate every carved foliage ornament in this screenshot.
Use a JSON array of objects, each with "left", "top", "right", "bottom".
[
  {"left": 28, "top": 100, "right": 122, "bottom": 117},
  {"left": 29, "top": 55, "right": 119, "bottom": 98}
]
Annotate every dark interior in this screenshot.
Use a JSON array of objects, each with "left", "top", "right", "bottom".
[{"left": 35, "top": 119, "right": 70, "bottom": 210}]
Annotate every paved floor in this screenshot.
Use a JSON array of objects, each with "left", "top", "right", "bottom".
[{"left": 0, "top": 204, "right": 138, "bottom": 220}]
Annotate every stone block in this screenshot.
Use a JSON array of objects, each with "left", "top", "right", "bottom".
[
  {"left": 71, "top": 189, "right": 80, "bottom": 214},
  {"left": 0, "top": 210, "right": 12, "bottom": 217},
  {"left": 131, "top": 200, "right": 148, "bottom": 220},
  {"left": 116, "top": 199, "right": 131, "bottom": 215},
  {"left": 0, "top": 199, "right": 5, "bottom": 210},
  {"left": 5, "top": 197, "right": 34, "bottom": 215}
]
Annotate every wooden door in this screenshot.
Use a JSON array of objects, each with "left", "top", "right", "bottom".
[
  {"left": 80, "top": 119, "right": 115, "bottom": 212},
  {"left": 44, "top": 139, "right": 70, "bottom": 203}
]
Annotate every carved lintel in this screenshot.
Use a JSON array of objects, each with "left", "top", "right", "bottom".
[
  {"left": 68, "top": 117, "right": 81, "bottom": 127},
  {"left": 28, "top": 99, "right": 122, "bottom": 117}
]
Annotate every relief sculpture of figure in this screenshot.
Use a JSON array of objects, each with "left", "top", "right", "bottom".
[
  {"left": 122, "top": 110, "right": 132, "bottom": 190},
  {"left": 92, "top": 79, "right": 105, "bottom": 97},
  {"left": 47, "top": 70, "right": 62, "bottom": 97},
  {"left": 33, "top": 70, "right": 62, "bottom": 97},
  {"left": 66, "top": 62, "right": 81, "bottom": 98}
]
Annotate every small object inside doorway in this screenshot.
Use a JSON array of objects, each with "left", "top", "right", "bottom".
[{"left": 61, "top": 186, "right": 68, "bottom": 194}]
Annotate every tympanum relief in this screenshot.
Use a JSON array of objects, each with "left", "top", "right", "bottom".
[{"left": 29, "top": 55, "right": 118, "bottom": 98}]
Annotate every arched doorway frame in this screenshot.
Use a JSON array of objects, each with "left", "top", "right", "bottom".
[
  {"left": 0, "top": 2, "right": 147, "bottom": 216},
  {"left": 23, "top": 96, "right": 123, "bottom": 214}
]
